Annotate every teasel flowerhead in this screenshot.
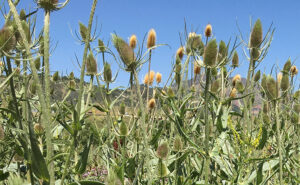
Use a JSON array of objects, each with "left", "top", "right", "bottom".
[
  {"left": 79, "top": 22, "right": 88, "bottom": 41},
  {"left": 211, "top": 78, "right": 221, "bottom": 93},
  {"left": 282, "top": 59, "right": 291, "bottom": 74},
  {"left": 156, "top": 72, "right": 162, "bottom": 84},
  {"left": 294, "top": 90, "right": 300, "bottom": 100},
  {"left": 144, "top": 71, "right": 155, "bottom": 85},
  {"left": 235, "top": 80, "right": 244, "bottom": 93},
  {"left": 280, "top": 73, "right": 289, "bottom": 92},
  {"left": 218, "top": 40, "right": 227, "bottom": 63},
  {"left": 68, "top": 80, "right": 76, "bottom": 91},
  {"left": 37, "top": 0, "right": 58, "bottom": 11},
  {"left": 186, "top": 32, "right": 203, "bottom": 53},
  {"left": 156, "top": 142, "right": 169, "bottom": 159},
  {"left": 34, "top": 58, "right": 41, "bottom": 71},
  {"left": 34, "top": 123, "right": 44, "bottom": 136},
  {"left": 263, "top": 101, "right": 269, "bottom": 114},
  {"left": 29, "top": 81, "right": 37, "bottom": 95},
  {"left": 250, "top": 48, "right": 260, "bottom": 61},
  {"left": 147, "top": 29, "right": 156, "bottom": 49},
  {"left": 265, "top": 75, "right": 277, "bottom": 100},
  {"left": 250, "top": 19, "right": 263, "bottom": 48},
  {"left": 104, "top": 62, "right": 112, "bottom": 82},
  {"left": 69, "top": 72, "right": 75, "bottom": 80},
  {"left": 232, "top": 74, "right": 241, "bottom": 87},
  {"left": 232, "top": 51, "right": 239, "bottom": 68},
  {"left": 229, "top": 88, "right": 237, "bottom": 98},
  {"left": 119, "top": 102, "right": 126, "bottom": 115},
  {"left": 119, "top": 121, "right": 128, "bottom": 136},
  {"left": 254, "top": 70, "right": 261, "bottom": 82},
  {"left": 52, "top": 71, "right": 59, "bottom": 82},
  {"left": 0, "top": 26, "right": 16, "bottom": 52},
  {"left": 173, "top": 136, "right": 183, "bottom": 152},
  {"left": 194, "top": 61, "right": 201, "bottom": 75},
  {"left": 86, "top": 52, "right": 97, "bottom": 75},
  {"left": 98, "top": 39, "right": 105, "bottom": 52},
  {"left": 176, "top": 46, "right": 184, "bottom": 60},
  {"left": 203, "top": 39, "right": 218, "bottom": 67},
  {"left": 112, "top": 34, "right": 135, "bottom": 67},
  {"left": 148, "top": 98, "right": 156, "bottom": 110},
  {"left": 129, "top": 34, "right": 137, "bottom": 49},
  {"left": 205, "top": 24, "right": 212, "bottom": 37},
  {"left": 290, "top": 65, "right": 298, "bottom": 76}
]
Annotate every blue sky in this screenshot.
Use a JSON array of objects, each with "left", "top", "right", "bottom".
[{"left": 1, "top": 0, "right": 300, "bottom": 88}]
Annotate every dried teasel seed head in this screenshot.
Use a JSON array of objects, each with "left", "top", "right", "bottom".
[
  {"left": 205, "top": 24, "right": 212, "bottom": 37},
  {"left": 250, "top": 19, "right": 263, "bottom": 48},
  {"left": 119, "top": 102, "right": 126, "bottom": 115},
  {"left": 112, "top": 34, "right": 135, "bottom": 67},
  {"left": 0, "top": 26, "right": 16, "bottom": 52},
  {"left": 218, "top": 40, "right": 227, "bottom": 63},
  {"left": 34, "top": 57, "right": 41, "bottom": 70},
  {"left": 254, "top": 70, "right": 261, "bottom": 82},
  {"left": 290, "top": 65, "right": 298, "bottom": 76},
  {"left": 104, "top": 62, "right": 112, "bottom": 82},
  {"left": 144, "top": 71, "right": 155, "bottom": 85},
  {"left": 176, "top": 46, "right": 184, "bottom": 60},
  {"left": 232, "top": 74, "right": 241, "bottom": 87},
  {"left": 156, "top": 72, "right": 162, "bottom": 84},
  {"left": 173, "top": 136, "right": 183, "bottom": 152},
  {"left": 147, "top": 29, "right": 156, "bottom": 49},
  {"left": 86, "top": 52, "right": 97, "bottom": 75},
  {"left": 232, "top": 51, "right": 239, "bottom": 67},
  {"left": 79, "top": 22, "right": 88, "bottom": 41},
  {"left": 129, "top": 34, "right": 137, "bottom": 49},
  {"left": 34, "top": 123, "right": 44, "bottom": 135},
  {"left": 157, "top": 160, "right": 168, "bottom": 178},
  {"left": 148, "top": 98, "right": 156, "bottom": 110},
  {"left": 98, "top": 39, "right": 105, "bottom": 52},
  {"left": 20, "top": 9, "right": 26, "bottom": 20},
  {"left": 52, "top": 71, "right": 59, "bottom": 82},
  {"left": 194, "top": 62, "right": 201, "bottom": 75},
  {"left": 280, "top": 73, "right": 289, "bottom": 92},
  {"left": 119, "top": 121, "right": 128, "bottom": 136},
  {"left": 203, "top": 39, "right": 218, "bottom": 67},
  {"left": 156, "top": 142, "right": 169, "bottom": 159},
  {"left": 68, "top": 80, "right": 76, "bottom": 91},
  {"left": 266, "top": 75, "right": 277, "bottom": 100},
  {"left": 230, "top": 88, "right": 237, "bottom": 98}
]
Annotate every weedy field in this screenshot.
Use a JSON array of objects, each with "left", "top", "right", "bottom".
[{"left": 0, "top": 0, "right": 300, "bottom": 185}]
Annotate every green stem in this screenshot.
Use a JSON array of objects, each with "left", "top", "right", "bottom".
[
  {"left": 275, "top": 100, "right": 283, "bottom": 184},
  {"left": 204, "top": 68, "right": 211, "bottom": 185},
  {"left": 146, "top": 50, "right": 152, "bottom": 107},
  {"left": 43, "top": 10, "right": 55, "bottom": 184},
  {"left": 60, "top": 138, "right": 75, "bottom": 185},
  {"left": 77, "top": 0, "right": 98, "bottom": 119},
  {"left": 85, "top": 75, "right": 94, "bottom": 110}
]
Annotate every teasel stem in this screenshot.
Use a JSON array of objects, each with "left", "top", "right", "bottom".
[
  {"left": 22, "top": 53, "right": 28, "bottom": 127},
  {"left": 146, "top": 50, "right": 152, "bottom": 109},
  {"left": 85, "top": 75, "right": 94, "bottom": 110},
  {"left": 274, "top": 100, "right": 283, "bottom": 184},
  {"left": 77, "top": 0, "right": 98, "bottom": 120},
  {"left": 43, "top": 10, "right": 55, "bottom": 184},
  {"left": 178, "top": 54, "right": 191, "bottom": 96},
  {"left": 5, "top": 57, "right": 23, "bottom": 130},
  {"left": 60, "top": 138, "right": 75, "bottom": 185},
  {"left": 8, "top": 1, "right": 54, "bottom": 183},
  {"left": 204, "top": 67, "right": 211, "bottom": 185},
  {"left": 4, "top": 0, "right": 20, "bottom": 25}
]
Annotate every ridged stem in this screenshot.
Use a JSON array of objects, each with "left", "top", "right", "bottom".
[
  {"left": 274, "top": 100, "right": 283, "bottom": 184},
  {"left": 43, "top": 10, "right": 55, "bottom": 184},
  {"left": 146, "top": 50, "right": 152, "bottom": 108},
  {"left": 204, "top": 67, "right": 211, "bottom": 185},
  {"left": 77, "top": 0, "right": 98, "bottom": 118}
]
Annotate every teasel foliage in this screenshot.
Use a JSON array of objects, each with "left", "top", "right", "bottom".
[{"left": 0, "top": 1, "right": 300, "bottom": 185}]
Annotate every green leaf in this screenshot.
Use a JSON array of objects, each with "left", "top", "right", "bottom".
[
  {"left": 257, "top": 126, "right": 267, "bottom": 149},
  {"left": 75, "top": 135, "right": 93, "bottom": 174},
  {"left": 68, "top": 181, "right": 105, "bottom": 185},
  {"left": 256, "top": 162, "right": 263, "bottom": 184}
]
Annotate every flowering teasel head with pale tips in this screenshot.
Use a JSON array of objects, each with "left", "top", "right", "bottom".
[
  {"left": 147, "top": 29, "right": 156, "bottom": 49},
  {"left": 205, "top": 24, "right": 212, "bottom": 37},
  {"left": 129, "top": 34, "right": 137, "bottom": 49}
]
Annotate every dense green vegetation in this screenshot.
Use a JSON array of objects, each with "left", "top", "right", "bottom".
[{"left": 0, "top": 1, "right": 299, "bottom": 185}]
